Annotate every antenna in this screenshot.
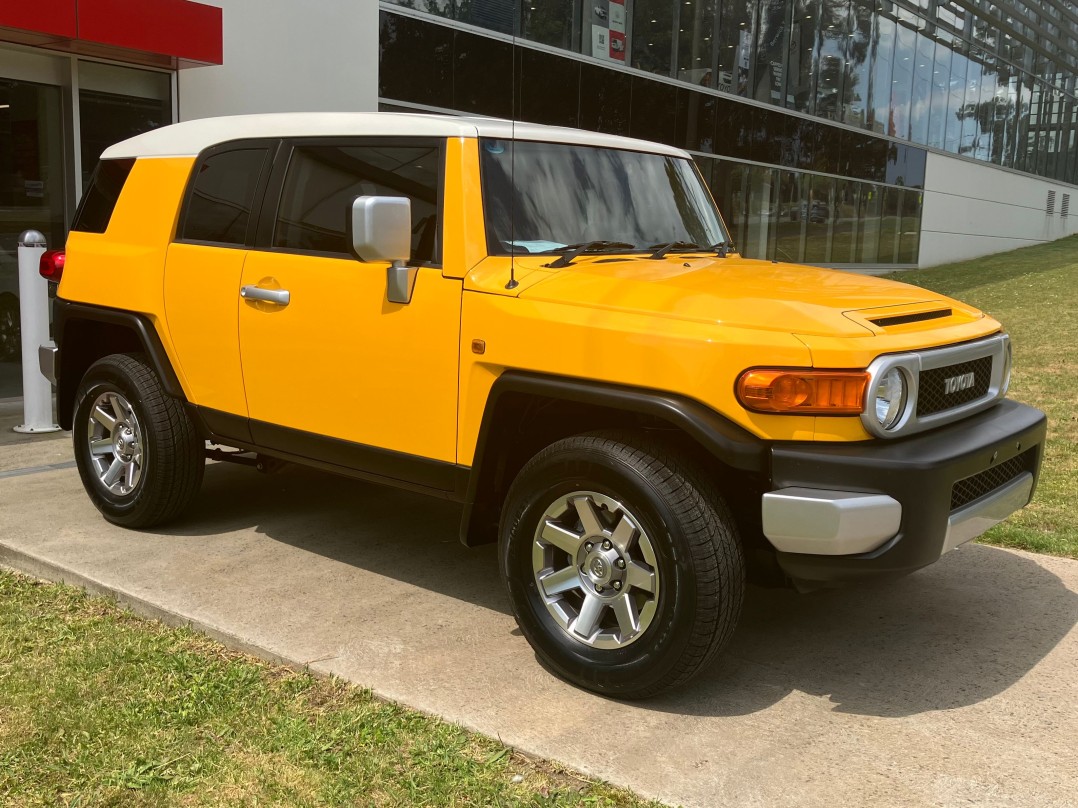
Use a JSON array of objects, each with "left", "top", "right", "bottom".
[{"left": 505, "top": 8, "right": 519, "bottom": 290}]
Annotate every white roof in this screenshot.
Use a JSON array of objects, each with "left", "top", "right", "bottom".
[{"left": 101, "top": 112, "right": 690, "bottom": 160}]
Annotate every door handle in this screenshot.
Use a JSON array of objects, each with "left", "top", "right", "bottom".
[{"left": 240, "top": 285, "right": 290, "bottom": 306}]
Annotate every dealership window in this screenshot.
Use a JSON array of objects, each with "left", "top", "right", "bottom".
[
  {"left": 274, "top": 142, "right": 441, "bottom": 263},
  {"left": 0, "top": 50, "right": 174, "bottom": 401},
  {"left": 78, "top": 62, "right": 171, "bottom": 188}
]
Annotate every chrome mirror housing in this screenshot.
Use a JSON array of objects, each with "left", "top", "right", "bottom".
[{"left": 349, "top": 195, "right": 416, "bottom": 304}]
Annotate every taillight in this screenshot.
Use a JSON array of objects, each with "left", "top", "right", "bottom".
[
  {"left": 39, "top": 250, "right": 65, "bottom": 283},
  {"left": 736, "top": 368, "right": 869, "bottom": 415}
]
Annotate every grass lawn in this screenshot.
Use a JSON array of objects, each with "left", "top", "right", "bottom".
[
  {"left": 889, "top": 235, "right": 1078, "bottom": 558},
  {"left": 0, "top": 571, "right": 656, "bottom": 807}
]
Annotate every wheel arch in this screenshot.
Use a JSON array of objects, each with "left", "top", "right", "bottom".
[
  {"left": 459, "top": 371, "right": 770, "bottom": 548},
  {"left": 55, "top": 299, "right": 185, "bottom": 430}
]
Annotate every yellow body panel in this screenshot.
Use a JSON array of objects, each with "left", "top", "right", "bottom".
[
  {"left": 163, "top": 243, "right": 249, "bottom": 417},
  {"left": 440, "top": 138, "right": 488, "bottom": 279},
  {"left": 60, "top": 157, "right": 196, "bottom": 398},
  {"left": 237, "top": 251, "right": 462, "bottom": 462}
]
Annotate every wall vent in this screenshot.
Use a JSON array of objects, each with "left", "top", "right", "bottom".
[
  {"left": 1047, "top": 190, "right": 1056, "bottom": 215},
  {"left": 1063, "top": 194, "right": 1071, "bottom": 218}
]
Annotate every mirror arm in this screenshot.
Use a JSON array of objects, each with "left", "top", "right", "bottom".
[{"left": 386, "top": 260, "right": 418, "bottom": 304}]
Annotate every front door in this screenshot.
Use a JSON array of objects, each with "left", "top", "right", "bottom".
[{"left": 237, "top": 139, "right": 461, "bottom": 472}]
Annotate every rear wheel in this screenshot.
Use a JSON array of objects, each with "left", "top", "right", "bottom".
[
  {"left": 73, "top": 353, "right": 204, "bottom": 528},
  {"left": 499, "top": 432, "right": 744, "bottom": 698}
]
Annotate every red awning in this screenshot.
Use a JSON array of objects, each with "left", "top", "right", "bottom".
[{"left": 0, "top": 0, "right": 222, "bottom": 69}]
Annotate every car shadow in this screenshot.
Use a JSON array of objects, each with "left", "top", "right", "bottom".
[
  {"left": 164, "top": 461, "right": 507, "bottom": 615},
  {"left": 162, "top": 462, "right": 1078, "bottom": 719}
]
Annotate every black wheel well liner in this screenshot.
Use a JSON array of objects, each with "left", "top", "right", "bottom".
[
  {"left": 54, "top": 299, "right": 185, "bottom": 430},
  {"left": 459, "top": 371, "right": 770, "bottom": 547}
]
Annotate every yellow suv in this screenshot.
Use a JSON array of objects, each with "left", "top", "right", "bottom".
[{"left": 39, "top": 113, "right": 1046, "bottom": 698}]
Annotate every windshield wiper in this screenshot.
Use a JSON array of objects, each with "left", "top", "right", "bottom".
[
  {"left": 543, "top": 241, "right": 637, "bottom": 268},
  {"left": 647, "top": 241, "right": 701, "bottom": 260},
  {"left": 712, "top": 241, "right": 733, "bottom": 258}
]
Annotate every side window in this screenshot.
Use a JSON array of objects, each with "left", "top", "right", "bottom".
[
  {"left": 273, "top": 142, "right": 441, "bottom": 263},
  {"left": 72, "top": 158, "right": 135, "bottom": 234},
  {"left": 180, "top": 148, "right": 269, "bottom": 246}
]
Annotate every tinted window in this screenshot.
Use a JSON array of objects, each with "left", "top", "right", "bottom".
[
  {"left": 72, "top": 158, "right": 135, "bottom": 234},
  {"left": 181, "top": 148, "right": 269, "bottom": 245},
  {"left": 479, "top": 139, "right": 727, "bottom": 254},
  {"left": 274, "top": 143, "right": 441, "bottom": 263}
]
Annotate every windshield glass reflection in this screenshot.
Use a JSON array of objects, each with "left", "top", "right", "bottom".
[{"left": 479, "top": 139, "right": 729, "bottom": 255}]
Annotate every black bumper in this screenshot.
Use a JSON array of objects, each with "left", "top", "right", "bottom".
[{"left": 770, "top": 399, "right": 1047, "bottom": 585}]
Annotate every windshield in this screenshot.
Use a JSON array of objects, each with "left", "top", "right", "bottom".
[{"left": 479, "top": 139, "right": 729, "bottom": 256}]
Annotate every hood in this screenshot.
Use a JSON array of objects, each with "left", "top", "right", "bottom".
[{"left": 518, "top": 254, "right": 982, "bottom": 337}]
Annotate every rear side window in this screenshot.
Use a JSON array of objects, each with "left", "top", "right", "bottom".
[
  {"left": 180, "top": 147, "right": 270, "bottom": 246},
  {"left": 273, "top": 142, "right": 441, "bottom": 263},
  {"left": 72, "top": 158, "right": 135, "bottom": 234}
]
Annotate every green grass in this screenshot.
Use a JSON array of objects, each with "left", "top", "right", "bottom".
[
  {"left": 0, "top": 571, "right": 657, "bottom": 807},
  {"left": 888, "top": 235, "right": 1078, "bottom": 558}
]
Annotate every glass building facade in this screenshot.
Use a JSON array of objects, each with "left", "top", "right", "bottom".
[{"left": 379, "top": 0, "right": 1078, "bottom": 266}]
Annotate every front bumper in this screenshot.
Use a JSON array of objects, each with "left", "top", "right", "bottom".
[{"left": 765, "top": 399, "right": 1046, "bottom": 585}]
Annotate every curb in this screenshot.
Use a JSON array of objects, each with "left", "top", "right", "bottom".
[{"left": 0, "top": 542, "right": 304, "bottom": 672}]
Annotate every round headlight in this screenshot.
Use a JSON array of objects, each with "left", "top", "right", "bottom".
[{"left": 874, "top": 367, "right": 907, "bottom": 430}]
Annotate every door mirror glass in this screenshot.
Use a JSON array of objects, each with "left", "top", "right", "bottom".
[{"left": 349, "top": 196, "right": 411, "bottom": 265}]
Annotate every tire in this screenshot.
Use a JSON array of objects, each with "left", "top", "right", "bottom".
[
  {"left": 499, "top": 431, "right": 745, "bottom": 698},
  {"left": 73, "top": 353, "right": 204, "bottom": 528},
  {"left": 0, "top": 294, "right": 18, "bottom": 362}
]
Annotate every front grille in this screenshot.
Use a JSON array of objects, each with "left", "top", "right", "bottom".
[
  {"left": 917, "top": 356, "right": 993, "bottom": 416},
  {"left": 950, "top": 449, "right": 1036, "bottom": 511}
]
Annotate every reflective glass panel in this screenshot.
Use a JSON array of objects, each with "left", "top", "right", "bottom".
[
  {"left": 890, "top": 22, "right": 916, "bottom": 140},
  {"left": 719, "top": 0, "right": 757, "bottom": 96},
  {"left": 815, "top": 0, "right": 849, "bottom": 121},
  {"left": 910, "top": 31, "right": 933, "bottom": 145},
  {"left": 774, "top": 170, "right": 805, "bottom": 262},
  {"left": 753, "top": 0, "right": 787, "bottom": 105},
  {"left": 523, "top": 0, "right": 577, "bottom": 50},
  {"left": 845, "top": 2, "right": 873, "bottom": 128},
  {"left": 802, "top": 174, "right": 834, "bottom": 263},
  {"left": 786, "top": 0, "right": 816, "bottom": 112},
  {"left": 633, "top": 0, "right": 675, "bottom": 76},
  {"left": 678, "top": 0, "right": 717, "bottom": 88},
  {"left": 869, "top": 10, "right": 896, "bottom": 135}
]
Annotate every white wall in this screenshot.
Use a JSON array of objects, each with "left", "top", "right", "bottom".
[
  {"left": 919, "top": 150, "right": 1078, "bottom": 267},
  {"left": 177, "top": 0, "right": 379, "bottom": 121}
]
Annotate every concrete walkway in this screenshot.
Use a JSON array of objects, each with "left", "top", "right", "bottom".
[{"left": 2, "top": 435, "right": 1077, "bottom": 808}]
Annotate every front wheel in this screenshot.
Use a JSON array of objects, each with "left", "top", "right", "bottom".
[
  {"left": 73, "top": 353, "right": 204, "bottom": 528},
  {"left": 499, "top": 432, "right": 745, "bottom": 698}
]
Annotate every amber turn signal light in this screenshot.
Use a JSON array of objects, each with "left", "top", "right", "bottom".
[{"left": 736, "top": 368, "right": 868, "bottom": 415}]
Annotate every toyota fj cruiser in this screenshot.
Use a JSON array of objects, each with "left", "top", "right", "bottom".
[{"left": 39, "top": 113, "right": 1046, "bottom": 697}]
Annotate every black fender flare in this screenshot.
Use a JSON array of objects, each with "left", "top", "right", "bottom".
[
  {"left": 459, "top": 370, "right": 769, "bottom": 545},
  {"left": 54, "top": 298, "right": 185, "bottom": 428}
]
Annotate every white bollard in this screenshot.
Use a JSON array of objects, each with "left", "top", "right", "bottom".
[{"left": 14, "top": 230, "right": 60, "bottom": 434}]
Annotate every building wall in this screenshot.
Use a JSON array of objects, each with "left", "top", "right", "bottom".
[
  {"left": 176, "top": 0, "right": 379, "bottom": 121},
  {"left": 920, "top": 149, "right": 1078, "bottom": 267}
]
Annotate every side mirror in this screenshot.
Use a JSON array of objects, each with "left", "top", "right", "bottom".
[{"left": 349, "top": 195, "right": 416, "bottom": 304}]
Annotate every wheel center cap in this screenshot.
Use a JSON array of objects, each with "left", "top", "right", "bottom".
[{"left": 589, "top": 556, "right": 607, "bottom": 579}]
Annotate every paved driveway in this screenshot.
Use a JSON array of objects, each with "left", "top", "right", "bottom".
[{"left": 2, "top": 436, "right": 1077, "bottom": 807}]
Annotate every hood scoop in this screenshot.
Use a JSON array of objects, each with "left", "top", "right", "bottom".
[
  {"left": 846, "top": 300, "right": 981, "bottom": 334},
  {"left": 869, "top": 308, "right": 952, "bottom": 328}
]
